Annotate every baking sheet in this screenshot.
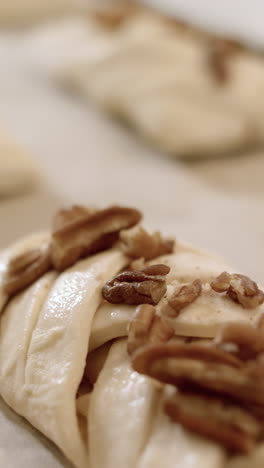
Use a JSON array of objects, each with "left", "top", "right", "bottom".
[{"left": 0, "top": 26, "right": 263, "bottom": 467}]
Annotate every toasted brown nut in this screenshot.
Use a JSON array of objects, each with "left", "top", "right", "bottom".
[
  {"left": 120, "top": 226, "right": 174, "bottom": 261},
  {"left": 102, "top": 264, "right": 170, "bottom": 306},
  {"left": 127, "top": 304, "right": 174, "bottom": 355},
  {"left": 164, "top": 279, "right": 202, "bottom": 317},
  {"left": 164, "top": 392, "right": 260, "bottom": 453},
  {"left": 127, "top": 304, "right": 156, "bottom": 354},
  {"left": 215, "top": 323, "right": 264, "bottom": 361},
  {"left": 4, "top": 244, "right": 52, "bottom": 296},
  {"left": 211, "top": 272, "right": 264, "bottom": 309},
  {"left": 51, "top": 205, "right": 142, "bottom": 271},
  {"left": 211, "top": 271, "right": 232, "bottom": 292},
  {"left": 53, "top": 205, "right": 95, "bottom": 231},
  {"left": 132, "top": 341, "right": 242, "bottom": 375},
  {"left": 132, "top": 342, "right": 264, "bottom": 407},
  {"left": 140, "top": 264, "right": 170, "bottom": 276}
]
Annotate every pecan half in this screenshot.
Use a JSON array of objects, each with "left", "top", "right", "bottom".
[
  {"left": 4, "top": 244, "right": 52, "bottom": 296},
  {"left": 102, "top": 264, "right": 170, "bottom": 306},
  {"left": 120, "top": 226, "right": 174, "bottom": 261},
  {"left": 53, "top": 205, "right": 95, "bottom": 232},
  {"left": 215, "top": 323, "right": 264, "bottom": 361},
  {"left": 132, "top": 341, "right": 242, "bottom": 374},
  {"left": 127, "top": 304, "right": 174, "bottom": 355},
  {"left": 130, "top": 317, "right": 264, "bottom": 452},
  {"left": 132, "top": 342, "right": 264, "bottom": 407},
  {"left": 51, "top": 205, "right": 142, "bottom": 271},
  {"left": 164, "top": 392, "right": 261, "bottom": 453},
  {"left": 164, "top": 279, "right": 202, "bottom": 317},
  {"left": 211, "top": 272, "right": 264, "bottom": 309}
]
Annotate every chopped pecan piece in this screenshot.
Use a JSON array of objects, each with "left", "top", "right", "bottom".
[
  {"left": 120, "top": 226, "right": 174, "bottom": 261},
  {"left": 4, "top": 244, "right": 52, "bottom": 296},
  {"left": 127, "top": 304, "right": 174, "bottom": 355},
  {"left": 216, "top": 323, "right": 264, "bottom": 361},
  {"left": 211, "top": 271, "right": 233, "bottom": 292},
  {"left": 51, "top": 205, "right": 142, "bottom": 271},
  {"left": 164, "top": 279, "right": 202, "bottom": 317},
  {"left": 102, "top": 264, "right": 170, "bottom": 306},
  {"left": 132, "top": 342, "right": 264, "bottom": 407},
  {"left": 211, "top": 272, "right": 264, "bottom": 309},
  {"left": 164, "top": 392, "right": 261, "bottom": 453}
]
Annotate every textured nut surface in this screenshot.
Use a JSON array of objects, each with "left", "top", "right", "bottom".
[
  {"left": 164, "top": 392, "right": 261, "bottom": 453},
  {"left": 4, "top": 244, "right": 52, "bottom": 295},
  {"left": 132, "top": 341, "right": 242, "bottom": 375},
  {"left": 51, "top": 205, "right": 142, "bottom": 271},
  {"left": 154, "top": 358, "right": 264, "bottom": 406},
  {"left": 164, "top": 279, "right": 202, "bottom": 317},
  {"left": 211, "top": 272, "right": 264, "bottom": 308},
  {"left": 216, "top": 323, "right": 264, "bottom": 360},
  {"left": 120, "top": 226, "right": 174, "bottom": 261},
  {"left": 53, "top": 205, "right": 95, "bottom": 232},
  {"left": 132, "top": 340, "right": 264, "bottom": 407},
  {"left": 102, "top": 264, "right": 170, "bottom": 306},
  {"left": 131, "top": 325, "right": 264, "bottom": 452},
  {"left": 127, "top": 304, "right": 174, "bottom": 355}
]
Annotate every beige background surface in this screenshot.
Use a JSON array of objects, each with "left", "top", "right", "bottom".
[{"left": 0, "top": 27, "right": 263, "bottom": 467}]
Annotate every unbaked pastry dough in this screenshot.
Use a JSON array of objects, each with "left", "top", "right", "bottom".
[
  {"left": 57, "top": 4, "right": 264, "bottom": 158},
  {"left": 0, "top": 228, "right": 263, "bottom": 467}
]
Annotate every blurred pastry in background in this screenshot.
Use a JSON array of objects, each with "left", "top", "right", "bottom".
[
  {"left": 52, "top": 1, "right": 264, "bottom": 159},
  {"left": 0, "top": 131, "right": 38, "bottom": 198},
  {"left": 0, "top": 0, "right": 88, "bottom": 26}
]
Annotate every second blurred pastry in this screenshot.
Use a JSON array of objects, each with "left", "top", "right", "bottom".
[{"left": 54, "top": 2, "right": 264, "bottom": 159}]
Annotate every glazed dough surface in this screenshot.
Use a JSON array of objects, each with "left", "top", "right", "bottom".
[
  {"left": 0, "top": 232, "right": 263, "bottom": 467},
  {"left": 0, "top": 239, "right": 127, "bottom": 468}
]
